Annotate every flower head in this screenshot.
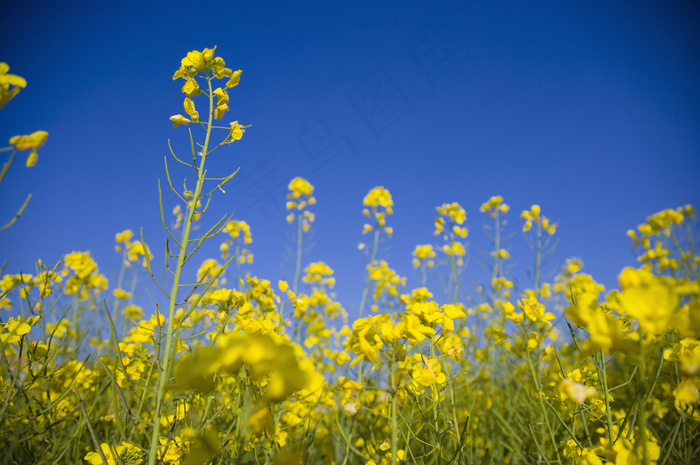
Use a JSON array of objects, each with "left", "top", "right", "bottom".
[
  {"left": 0, "top": 62, "right": 27, "bottom": 109},
  {"left": 9, "top": 131, "right": 48, "bottom": 167}
]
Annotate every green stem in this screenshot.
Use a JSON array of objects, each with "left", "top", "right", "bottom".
[
  {"left": 491, "top": 210, "right": 501, "bottom": 286},
  {"left": 390, "top": 345, "right": 398, "bottom": 465},
  {"left": 147, "top": 73, "right": 215, "bottom": 465},
  {"left": 638, "top": 339, "right": 649, "bottom": 465},
  {"left": 525, "top": 345, "right": 562, "bottom": 464},
  {"left": 358, "top": 229, "right": 380, "bottom": 318},
  {"left": 597, "top": 350, "right": 615, "bottom": 444},
  {"left": 534, "top": 220, "right": 542, "bottom": 293},
  {"left": 292, "top": 214, "right": 304, "bottom": 294}
]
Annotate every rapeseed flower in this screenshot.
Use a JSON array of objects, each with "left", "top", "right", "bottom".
[
  {"left": 517, "top": 296, "right": 555, "bottom": 327},
  {"left": 409, "top": 354, "right": 446, "bottom": 389},
  {"left": 412, "top": 244, "right": 436, "bottom": 268},
  {"left": 9, "top": 130, "right": 48, "bottom": 167},
  {"left": 480, "top": 195, "right": 510, "bottom": 218},
  {"left": 286, "top": 177, "right": 315, "bottom": 233},
  {"left": 1, "top": 315, "right": 38, "bottom": 344},
  {"left": 169, "top": 114, "right": 191, "bottom": 127},
  {"left": 521, "top": 204, "right": 556, "bottom": 234},
  {"left": 0, "top": 62, "right": 26, "bottom": 108},
  {"left": 618, "top": 267, "right": 678, "bottom": 335},
  {"left": 558, "top": 379, "right": 597, "bottom": 405}
]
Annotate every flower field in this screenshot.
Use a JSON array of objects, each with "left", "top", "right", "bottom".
[{"left": 1, "top": 48, "right": 699, "bottom": 465}]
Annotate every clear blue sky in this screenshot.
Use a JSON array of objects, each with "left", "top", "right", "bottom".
[{"left": 2, "top": 0, "right": 699, "bottom": 314}]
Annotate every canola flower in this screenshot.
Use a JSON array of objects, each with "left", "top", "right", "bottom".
[
  {"left": 362, "top": 186, "right": 394, "bottom": 237},
  {"left": 521, "top": 204, "right": 556, "bottom": 234},
  {"left": 286, "top": 177, "right": 316, "bottom": 293}
]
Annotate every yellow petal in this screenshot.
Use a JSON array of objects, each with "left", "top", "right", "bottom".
[
  {"left": 10, "top": 131, "right": 48, "bottom": 151},
  {"left": 169, "top": 114, "right": 191, "bottom": 128},
  {"left": 214, "top": 103, "right": 229, "bottom": 120},
  {"left": 226, "top": 69, "right": 242, "bottom": 88},
  {"left": 26, "top": 149, "right": 37, "bottom": 167}
]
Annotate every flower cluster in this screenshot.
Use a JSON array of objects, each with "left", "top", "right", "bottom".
[
  {"left": 627, "top": 205, "right": 697, "bottom": 271},
  {"left": 521, "top": 204, "right": 556, "bottom": 234},
  {"left": 302, "top": 262, "right": 336, "bottom": 289},
  {"left": 412, "top": 244, "right": 436, "bottom": 269},
  {"left": 479, "top": 195, "right": 510, "bottom": 218},
  {"left": 434, "top": 202, "right": 468, "bottom": 269},
  {"left": 63, "top": 251, "right": 108, "bottom": 299},
  {"left": 368, "top": 260, "right": 405, "bottom": 306},
  {"left": 114, "top": 229, "right": 153, "bottom": 267},
  {"left": 362, "top": 186, "right": 394, "bottom": 237},
  {"left": 286, "top": 177, "right": 316, "bottom": 232},
  {"left": 169, "top": 46, "right": 247, "bottom": 144},
  {"left": 221, "top": 218, "right": 253, "bottom": 264}
]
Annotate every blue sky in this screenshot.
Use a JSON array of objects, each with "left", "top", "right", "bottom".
[{"left": 1, "top": 0, "right": 699, "bottom": 315}]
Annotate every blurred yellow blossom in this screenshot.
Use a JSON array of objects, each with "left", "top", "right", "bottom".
[
  {"left": 0, "top": 62, "right": 26, "bottom": 108},
  {"left": 9, "top": 130, "right": 48, "bottom": 167},
  {"left": 558, "top": 379, "right": 597, "bottom": 404}
]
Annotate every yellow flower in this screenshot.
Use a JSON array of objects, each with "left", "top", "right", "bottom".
[
  {"left": 618, "top": 267, "right": 679, "bottom": 335},
  {"left": 1, "top": 316, "right": 38, "bottom": 344},
  {"left": 400, "top": 313, "right": 435, "bottom": 343},
  {"left": 664, "top": 337, "right": 700, "bottom": 374},
  {"left": 503, "top": 301, "right": 524, "bottom": 325},
  {"left": 363, "top": 186, "right": 393, "bottom": 208},
  {"left": 115, "top": 229, "right": 133, "bottom": 245},
  {"left": 229, "top": 121, "right": 245, "bottom": 141},
  {"left": 113, "top": 288, "right": 132, "bottom": 300},
  {"left": 674, "top": 378, "right": 699, "bottom": 406},
  {"left": 411, "top": 355, "right": 446, "bottom": 388},
  {"left": 480, "top": 195, "right": 508, "bottom": 216},
  {"left": 181, "top": 77, "right": 201, "bottom": 97},
  {"left": 413, "top": 244, "right": 436, "bottom": 264},
  {"left": 558, "top": 379, "right": 597, "bottom": 404},
  {"left": 181, "top": 50, "right": 207, "bottom": 72},
  {"left": 226, "top": 69, "right": 242, "bottom": 88},
  {"left": 9, "top": 130, "right": 48, "bottom": 167},
  {"left": 170, "top": 114, "right": 191, "bottom": 127},
  {"left": 518, "top": 296, "right": 555, "bottom": 327},
  {"left": 437, "top": 202, "right": 466, "bottom": 224},
  {"left": 287, "top": 177, "right": 314, "bottom": 199},
  {"left": 442, "top": 241, "right": 465, "bottom": 256},
  {"left": 0, "top": 62, "right": 27, "bottom": 108},
  {"left": 213, "top": 87, "right": 229, "bottom": 106},
  {"left": 491, "top": 248, "right": 509, "bottom": 259},
  {"left": 183, "top": 97, "right": 199, "bottom": 122},
  {"left": 214, "top": 103, "right": 229, "bottom": 120},
  {"left": 123, "top": 304, "right": 143, "bottom": 320},
  {"left": 579, "top": 449, "right": 604, "bottom": 465},
  {"left": 127, "top": 240, "right": 152, "bottom": 265},
  {"left": 521, "top": 204, "right": 556, "bottom": 234},
  {"left": 85, "top": 444, "right": 117, "bottom": 465}
]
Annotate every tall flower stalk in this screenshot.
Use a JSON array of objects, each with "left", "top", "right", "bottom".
[
  {"left": 286, "top": 177, "right": 316, "bottom": 294},
  {"left": 358, "top": 186, "right": 393, "bottom": 317},
  {"left": 145, "top": 47, "right": 247, "bottom": 465}
]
